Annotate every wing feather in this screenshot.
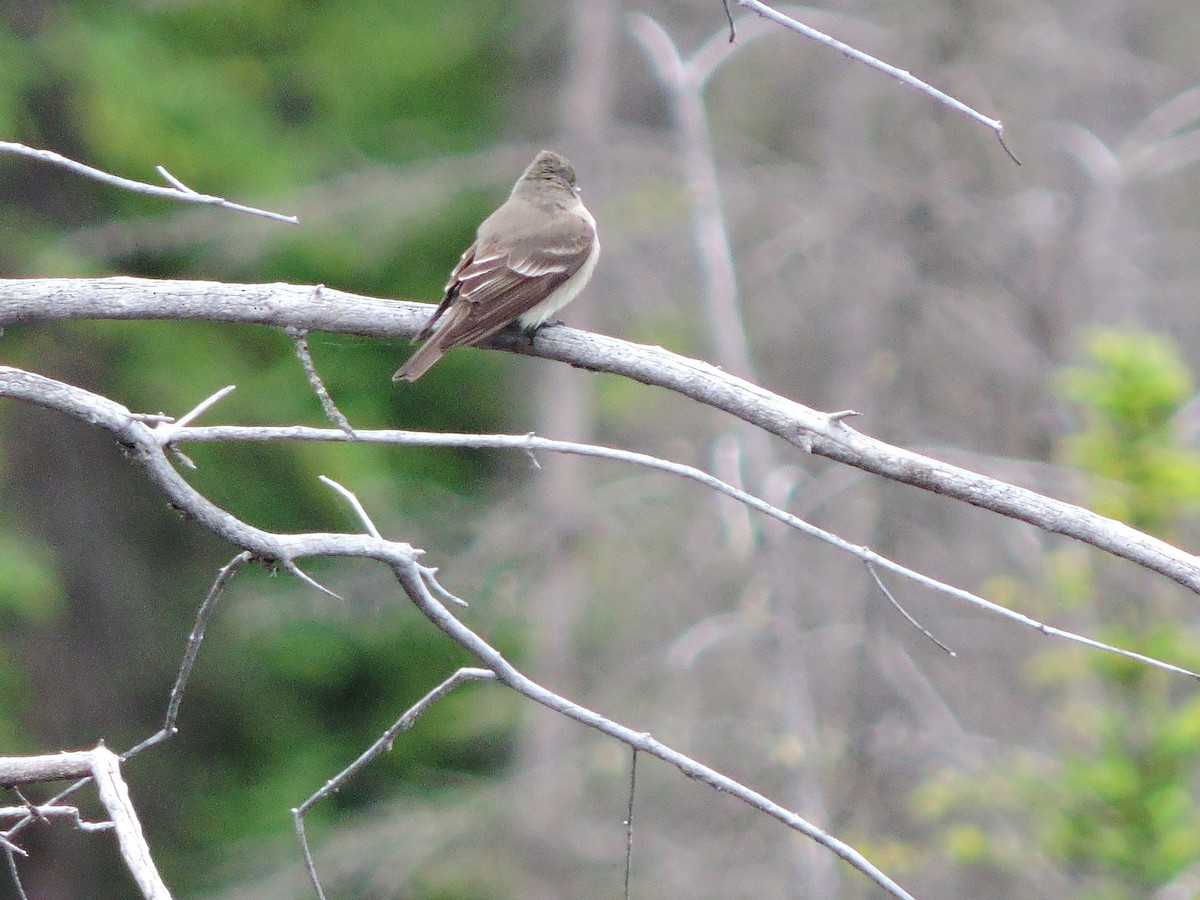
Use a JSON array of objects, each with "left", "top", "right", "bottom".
[{"left": 399, "top": 190, "right": 597, "bottom": 380}]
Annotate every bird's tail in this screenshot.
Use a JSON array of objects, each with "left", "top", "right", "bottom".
[{"left": 392, "top": 339, "right": 446, "bottom": 382}]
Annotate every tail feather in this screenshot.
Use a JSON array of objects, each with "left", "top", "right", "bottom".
[
  {"left": 393, "top": 299, "right": 473, "bottom": 382},
  {"left": 392, "top": 339, "right": 446, "bottom": 382}
]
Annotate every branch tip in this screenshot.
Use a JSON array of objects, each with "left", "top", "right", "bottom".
[
  {"left": 283, "top": 560, "right": 343, "bottom": 601},
  {"left": 290, "top": 328, "right": 356, "bottom": 434},
  {"left": 997, "top": 128, "right": 1022, "bottom": 166},
  {"left": 173, "top": 385, "right": 236, "bottom": 430},
  {"left": 168, "top": 445, "right": 197, "bottom": 469},
  {"left": 318, "top": 475, "right": 382, "bottom": 538},
  {"left": 866, "top": 561, "right": 956, "bottom": 656},
  {"left": 155, "top": 165, "right": 190, "bottom": 192}
]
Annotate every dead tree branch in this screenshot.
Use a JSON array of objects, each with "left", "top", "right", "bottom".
[
  {"left": 0, "top": 746, "right": 170, "bottom": 899},
  {"left": 2, "top": 276, "right": 1198, "bottom": 596},
  {"left": 0, "top": 142, "right": 298, "bottom": 224},
  {"left": 728, "top": 1, "right": 1018, "bottom": 161},
  {"left": 0, "top": 364, "right": 911, "bottom": 898}
]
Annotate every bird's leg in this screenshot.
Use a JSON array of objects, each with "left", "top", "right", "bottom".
[{"left": 525, "top": 319, "right": 566, "bottom": 337}]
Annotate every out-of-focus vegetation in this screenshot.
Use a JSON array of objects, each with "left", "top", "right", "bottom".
[
  {"left": 6, "top": 0, "right": 1200, "bottom": 897},
  {"left": 0, "top": 2, "right": 529, "bottom": 896},
  {"left": 915, "top": 330, "right": 1200, "bottom": 898}
]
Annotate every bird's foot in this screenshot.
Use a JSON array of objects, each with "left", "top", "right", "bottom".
[{"left": 529, "top": 319, "right": 565, "bottom": 336}]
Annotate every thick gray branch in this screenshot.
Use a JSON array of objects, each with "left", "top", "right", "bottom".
[
  {"left": 2, "top": 276, "right": 1198, "bottom": 594},
  {"left": 0, "top": 365, "right": 418, "bottom": 572},
  {"left": 0, "top": 746, "right": 170, "bottom": 899}
]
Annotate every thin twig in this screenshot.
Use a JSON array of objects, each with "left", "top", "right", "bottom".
[
  {"left": 166, "top": 422, "right": 1200, "bottom": 683},
  {"left": 293, "top": 668, "right": 496, "bottom": 899},
  {"left": 0, "top": 142, "right": 299, "bottom": 223},
  {"left": 624, "top": 748, "right": 639, "bottom": 900},
  {"left": 160, "top": 385, "right": 236, "bottom": 433},
  {"left": 125, "top": 552, "right": 254, "bottom": 761},
  {"left": 866, "top": 562, "right": 955, "bottom": 657},
  {"left": 281, "top": 560, "right": 343, "bottom": 602},
  {"left": 294, "top": 815, "right": 326, "bottom": 900},
  {"left": 0, "top": 805, "right": 108, "bottom": 827},
  {"left": 166, "top": 553, "right": 251, "bottom": 726},
  {"left": 0, "top": 831, "right": 22, "bottom": 856},
  {"left": 287, "top": 316, "right": 355, "bottom": 436},
  {"left": 4, "top": 850, "right": 27, "bottom": 900},
  {"left": 318, "top": 475, "right": 381, "bottom": 538},
  {"left": 418, "top": 564, "right": 469, "bottom": 608},
  {"left": 8, "top": 790, "right": 37, "bottom": 827},
  {"left": 730, "top": 0, "right": 1019, "bottom": 163},
  {"left": 152, "top": 386, "right": 234, "bottom": 466},
  {"left": 721, "top": 0, "right": 735, "bottom": 41}
]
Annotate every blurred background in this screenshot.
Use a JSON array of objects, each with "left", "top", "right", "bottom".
[{"left": 3, "top": 0, "right": 1200, "bottom": 897}]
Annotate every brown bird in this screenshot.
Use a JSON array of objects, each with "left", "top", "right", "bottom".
[{"left": 393, "top": 149, "right": 599, "bottom": 382}]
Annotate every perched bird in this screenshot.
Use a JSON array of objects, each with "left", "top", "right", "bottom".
[{"left": 393, "top": 149, "right": 599, "bottom": 382}]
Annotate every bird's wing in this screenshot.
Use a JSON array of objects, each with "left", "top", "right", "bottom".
[{"left": 424, "top": 213, "right": 595, "bottom": 350}]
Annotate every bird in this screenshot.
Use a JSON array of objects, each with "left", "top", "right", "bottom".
[{"left": 393, "top": 149, "right": 599, "bottom": 382}]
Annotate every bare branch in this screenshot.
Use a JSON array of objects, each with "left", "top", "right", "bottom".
[
  {"left": 0, "top": 365, "right": 909, "bottom": 896},
  {"left": 0, "top": 141, "right": 299, "bottom": 224},
  {"left": 293, "top": 667, "right": 496, "bottom": 897},
  {"left": 319, "top": 475, "right": 382, "bottom": 539},
  {"left": 159, "top": 422, "right": 1200, "bottom": 681},
  {"left": 125, "top": 551, "right": 254, "bottom": 760},
  {"left": 3, "top": 277, "right": 1194, "bottom": 596},
  {"left": 287, "top": 315, "right": 356, "bottom": 435},
  {"left": 0, "top": 806, "right": 111, "bottom": 829},
  {"left": 729, "top": 1, "right": 1019, "bottom": 162},
  {"left": 281, "top": 559, "right": 344, "bottom": 601},
  {"left": 4, "top": 850, "right": 27, "bottom": 900},
  {"left": 0, "top": 747, "right": 170, "bottom": 898},
  {"left": 418, "top": 564, "right": 469, "bottom": 608},
  {"left": 297, "top": 668, "right": 495, "bottom": 820},
  {"left": 390, "top": 560, "right": 915, "bottom": 899},
  {"left": 91, "top": 747, "right": 171, "bottom": 900},
  {"left": 174, "top": 384, "right": 236, "bottom": 428},
  {"left": 624, "top": 748, "right": 639, "bottom": 900}
]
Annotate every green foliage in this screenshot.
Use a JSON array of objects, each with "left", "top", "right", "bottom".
[
  {"left": 34, "top": 1, "right": 511, "bottom": 195},
  {"left": 915, "top": 328, "right": 1200, "bottom": 897},
  {"left": 0, "top": 529, "right": 66, "bottom": 624},
  {"left": 0, "top": 1, "right": 532, "bottom": 896},
  {"left": 1058, "top": 329, "right": 1200, "bottom": 533},
  {"left": 157, "top": 597, "right": 522, "bottom": 890},
  {"left": 0, "top": 24, "right": 34, "bottom": 137}
]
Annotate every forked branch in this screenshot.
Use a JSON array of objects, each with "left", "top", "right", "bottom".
[
  {"left": 0, "top": 142, "right": 298, "bottom": 224},
  {"left": 1, "top": 278, "right": 1198, "bottom": 597},
  {"left": 0, "top": 365, "right": 911, "bottom": 898}
]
